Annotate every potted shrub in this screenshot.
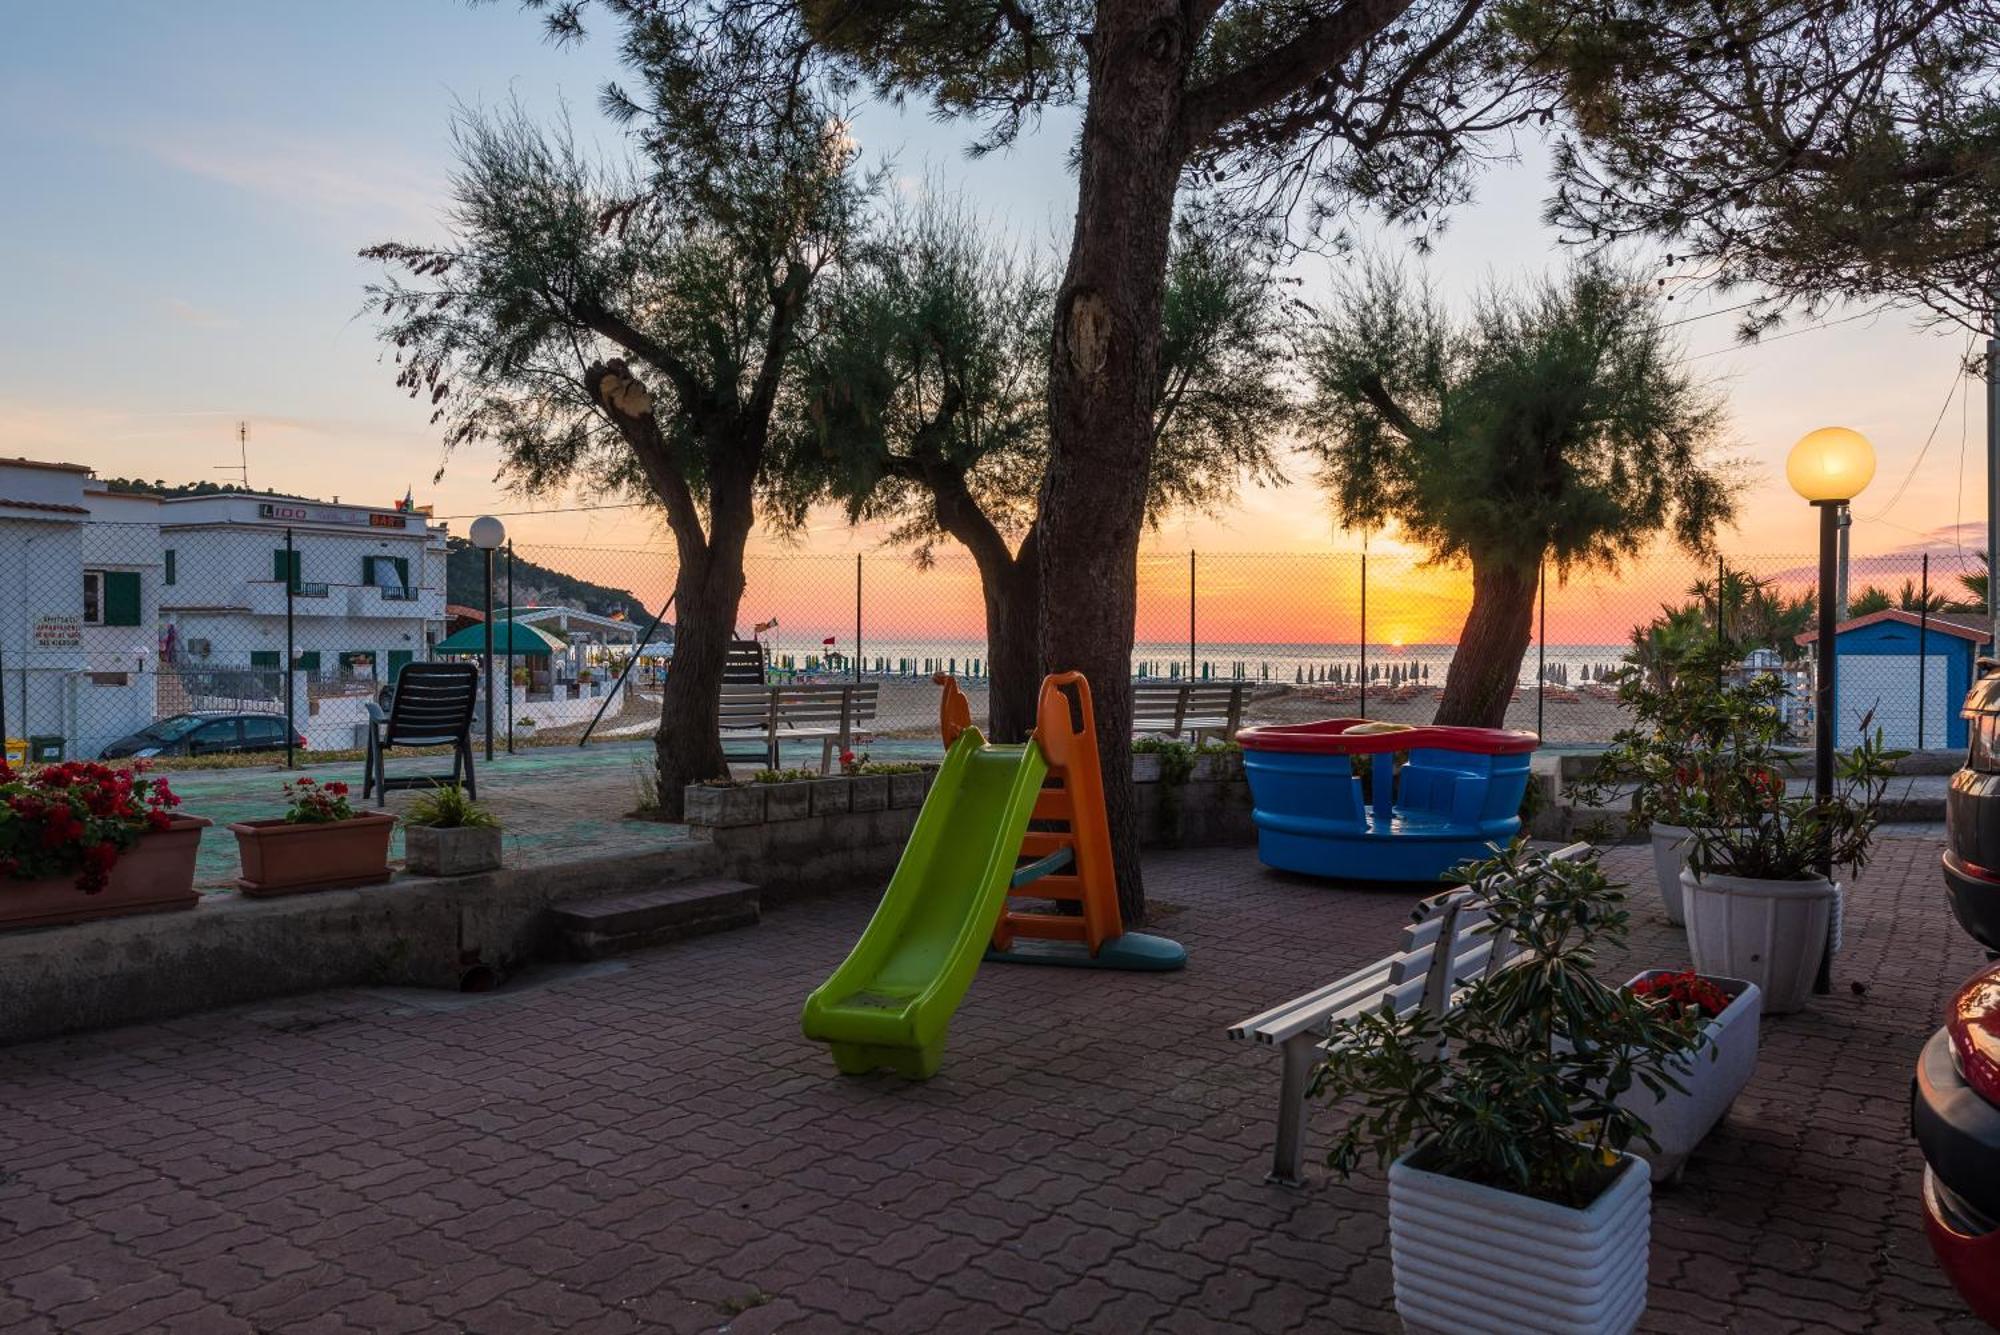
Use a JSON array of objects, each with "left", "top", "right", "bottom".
[
  {"left": 1620, "top": 967, "right": 1763, "bottom": 1182},
  {"left": 402, "top": 783, "right": 502, "bottom": 877},
  {"left": 1569, "top": 642, "right": 1791, "bottom": 926},
  {"left": 0, "top": 760, "right": 208, "bottom": 930},
  {"left": 229, "top": 777, "right": 396, "bottom": 896},
  {"left": 1317, "top": 846, "right": 1702, "bottom": 1335},
  {"left": 1680, "top": 727, "right": 1893, "bottom": 1014}
]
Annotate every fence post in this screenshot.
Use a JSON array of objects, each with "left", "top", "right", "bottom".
[
  {"left": 855, "top": 552, "right": 863, "bottom": 684},
  {"left": 505, "top": 540, "right": 515, "bottom": 754},
  {"left": 1537, "top": 557, "right": 1547, "bottom": 738},
  {"left": 1359, "top": 537, "right": 1368, "bottom": 719},
  {"left": 284, "top": 526, "right": 296, "bottom": 769},
  {"left": 1188, "top": 550, "right": 1196, "bottom": 681},
  {"left": 1918, "top": 552, "right": 1930, "bottom": 750}
]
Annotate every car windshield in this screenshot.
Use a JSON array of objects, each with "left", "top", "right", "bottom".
[{"left": 138, "top": 716, "right": 206, "bottom": 743}]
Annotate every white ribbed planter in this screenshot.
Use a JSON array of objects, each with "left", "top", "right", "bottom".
[
  {"left": 1619, "top": 971, "right": 1762, "bottom": 1182},
  {"left": 1649, "top": 824, "right": 1694, "bottom": 926},
  {"left": 1388, "top": 1147, "right": 1649, "bottom": 1335},
  {"left": 1680, "top": 869, "right": 1838, "bottom": 1015}
]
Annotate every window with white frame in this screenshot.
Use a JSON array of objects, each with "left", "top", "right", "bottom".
[{"left": 82, "top": 570, "right": 102, "bottom": 625}]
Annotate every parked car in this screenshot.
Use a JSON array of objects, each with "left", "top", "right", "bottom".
[
  {"left": 1944, "top": 664, "right": 2000, "bottom": 953},
  {"left": 99, "top": 712, "right": 306, "bottom": 760}
]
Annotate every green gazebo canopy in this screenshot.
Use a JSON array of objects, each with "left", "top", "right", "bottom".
[{"left": 433, "top": 620, "right": 566, "bottom": 656}]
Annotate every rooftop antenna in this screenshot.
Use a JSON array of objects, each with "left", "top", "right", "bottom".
[{"left": 215, "top": 421, "right": 250, "bottom": 491}]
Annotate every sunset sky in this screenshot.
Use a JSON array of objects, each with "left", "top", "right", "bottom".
[{"left": 2, "top": 2, "right": 1987, "bottom": 648}]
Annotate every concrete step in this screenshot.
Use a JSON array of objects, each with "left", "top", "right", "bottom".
[{"left": 550, "top": 878, "right": 760, "bottom": 961}]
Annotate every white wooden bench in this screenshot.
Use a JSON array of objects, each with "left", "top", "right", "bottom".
[
  {"left": 1226, "top": 842, "right": 1590, "bottom": 1184},
  {"left": 719, "top": 683, "right": 880, "bottom": 773},
  {"left": 1132, "top": 680, "right": 1247, "bottom": 744}
]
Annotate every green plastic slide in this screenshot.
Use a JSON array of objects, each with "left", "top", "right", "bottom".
[{"left": 800, "top": 727, "right": 1048, "bottom": 1078}]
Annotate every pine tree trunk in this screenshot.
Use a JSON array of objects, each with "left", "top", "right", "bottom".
[
  {"left": 1432, "top": 557, "right": 1540, "bottom": 730},
  {"left": 982, "top": 532, "right": 1042, "bottom": 744},
  {"left": 1038, "top": 1, "right": 1188, "bottom": 925}
]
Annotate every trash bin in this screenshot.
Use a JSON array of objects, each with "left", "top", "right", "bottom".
[
  {"left": 3, "top": 738, "right": 25, "bottom": 767},
  {"left": 27, "top": 735, "right": 64, "bottom": 764}
]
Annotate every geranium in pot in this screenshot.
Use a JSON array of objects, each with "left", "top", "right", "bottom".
[
  {"left": 1570, "top": 640, "right": 1790, "bottom": 926},
  {"left": 1620, "top": 967, "right": 1762, "bottom": 1183},
  {"left": 228, "top": 777, "right": 396, "bottom": 896},
  {"left": 1316, "top": 846, "right": 1702, "bottom": 1335},
  {"left": 0, "top": 760, "right": 208, "bottom": 929},
  {"left": 1681, "top": 727, "right": 1893, "bottom": 1014},
  {"left": 402, "top": 783, "right": 501, "bottom": 877}
]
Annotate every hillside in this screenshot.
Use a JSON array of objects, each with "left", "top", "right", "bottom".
[{"left": 443, "top": 537, "right": 642, "bottom": 618}]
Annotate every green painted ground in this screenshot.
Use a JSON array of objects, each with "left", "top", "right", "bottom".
[{"left": 160, "top": 735, "right": 948, "bottom": 890}]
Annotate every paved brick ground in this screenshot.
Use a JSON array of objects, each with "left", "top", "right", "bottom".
[{"left": 0, "top": 837, "right": 1989, "bottom": 1333}]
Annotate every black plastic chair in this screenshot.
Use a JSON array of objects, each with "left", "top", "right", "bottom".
[{"left": 361, "top": 661, "right": 480, "bottom": 806}]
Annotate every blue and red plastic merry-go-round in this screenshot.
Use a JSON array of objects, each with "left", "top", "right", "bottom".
[{"left": 1235, "top": 718, "right": 1539, "bottom": 883}]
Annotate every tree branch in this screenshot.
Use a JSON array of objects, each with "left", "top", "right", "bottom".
[
  {"left": 570, "top": 296, "right": 707, "bottom": 411},
  {"left": 1179, "top": 0, "right": 1419, "bottom": 149}
]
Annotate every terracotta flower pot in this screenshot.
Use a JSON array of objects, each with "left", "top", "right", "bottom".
[
  {"left": 0, "top": 815, "right": 211, "bottom": 931},
  {"left": 229, "top": 811, "right": 396, "bottom": 897}
]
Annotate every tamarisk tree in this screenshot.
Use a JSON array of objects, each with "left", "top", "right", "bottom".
[
  {"left": 1304, "top": 263, "right": 1737, "bottom": 727},
  {"left": 782, "top": 199, "right": 1291, "bottom": 742},
  {"left": 364, "top": 37, "right": 866, "bottom": 816}
]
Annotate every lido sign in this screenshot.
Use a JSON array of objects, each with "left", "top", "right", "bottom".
[{"left": 258, "top": 502, "right": 408, "bottom": 530}]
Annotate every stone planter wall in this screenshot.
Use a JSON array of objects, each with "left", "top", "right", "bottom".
[{"left": 683, "top": 757, "right": 1255, "bottom": 901}]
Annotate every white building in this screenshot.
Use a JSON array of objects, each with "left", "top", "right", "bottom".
[
  {"left": 152, "top": 492, "right": 447, "bottom": 685},
  {"left": 0, "top": 459, "right": 451, "bottom": 757},
  {"left": 0, "top": 459, "right": 161, "bottom": 759}
]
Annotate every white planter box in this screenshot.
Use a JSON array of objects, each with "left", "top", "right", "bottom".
[
  {"left": 1389, "top": 1147, "right": 1649, "bottom": 1335},
  {"left": 1649, "top": 824, "right": 1693, "bottom": 926},
  {"left": 1680, "top": 869, "right": 1838, "bottom": 1015},
  {"left": 1619, "top": 971, "right": 1762, "bottom": 1182}
]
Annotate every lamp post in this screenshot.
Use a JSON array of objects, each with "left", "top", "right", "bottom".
[
  {"left": 1786, "top": 426, "right": 1875, "bottom": 994},
  {"left": 469, "top": 515, "right": 507, "bottom": 763}
]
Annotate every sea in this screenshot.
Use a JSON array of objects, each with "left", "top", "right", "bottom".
[{"left": 758, "top": 638, "right": 1635, "bottom": 688}]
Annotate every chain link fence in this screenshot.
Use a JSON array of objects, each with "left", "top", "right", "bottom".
[{"left": 7, "top": 526, "right": 1987, "bottom": 765}]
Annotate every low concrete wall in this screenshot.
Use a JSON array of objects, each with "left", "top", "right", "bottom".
[
  {"left": 0, "top": 760, "right": 1259, "bottom": 1049},
  {"left": 0, "top": 841, "right": 718, "bottom": 1048}
]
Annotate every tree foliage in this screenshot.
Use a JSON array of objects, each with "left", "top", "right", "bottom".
[
  {"left": 1304, "top": 261, "right": 1736, "bottom": 578},
  {"left": 784, "top": 200, "right": 1293, "bottom": 558},
  {"left": 1527, "top": 0, "right": 2000, "bottom": 332}
]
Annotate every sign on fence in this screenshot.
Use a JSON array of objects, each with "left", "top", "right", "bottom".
[{"left": 31, "top": 615, "right": 81, "bottom": 649}]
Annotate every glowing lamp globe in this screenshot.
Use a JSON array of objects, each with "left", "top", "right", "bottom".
[
  {"left": 1786, "top": 427, "right": 1876, "bottom": 504},
  {"left": 469, "top": 515, "right": 507, "bottom": 551}
]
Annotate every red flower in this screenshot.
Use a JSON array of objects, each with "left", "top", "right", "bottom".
[
  {"left": 325, "top": 782, "right": 349, "bottom": 796},
  {"left": 1631, "top": 968, "right": 1730, "bottom": 1019}
]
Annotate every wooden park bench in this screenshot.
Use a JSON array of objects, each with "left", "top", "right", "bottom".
[
  {"left": 1131, "top": 680, "right": 1247, "bottom": 744},
  {"left": 719, "top": 682, "right": 880, "bottom": 773},
  {"left": 1225, "top": 842, "right": 1589, "bottom": 1184}
]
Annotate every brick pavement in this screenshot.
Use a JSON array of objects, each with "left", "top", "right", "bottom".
[{"left": 0, "top": 838, "right": 1989, "bottom": 1333}]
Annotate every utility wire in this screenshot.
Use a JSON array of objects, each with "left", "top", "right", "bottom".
[
  {"left": 1858, "top": 335, "right": 1973, "bottom": 522},
  {"left": 1678, "top": 304, "right": 1891, "bottom": 363}
]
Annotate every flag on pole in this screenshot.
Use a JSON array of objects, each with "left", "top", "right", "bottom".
[
  {"left": 822, "top": 636, "right": 837, "bottom": 646},
  {"left": 754, "top": 618, "right": 779, "bottom": 634}
]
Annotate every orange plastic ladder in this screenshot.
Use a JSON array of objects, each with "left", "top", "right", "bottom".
[{"left": 934, "top": 672, "right": 1124, "bottom": 957}]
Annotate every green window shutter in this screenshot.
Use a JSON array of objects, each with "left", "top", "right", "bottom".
[
  {"left": 387, "top": 649, "right": 413, "bottom": 682},
  {"left": 362, "top": 555, "right": 378, "bottom": 585},
  {"left": 102, "top": 571, "right": 142, "bottom": 627},
  {"left": 392, "top": 557, "right": 409, "bottom": 588},
  {"left": 272, "top": 549, "right": 301, "bottom": 589},
  {"left": 250, "top": 650, "right": 280, "bottom": 669},
  {"left": 163, "top": 549, "right": 176, "bottom": 586},
  {"left": 293, "top": 650, "right": 321, "bottom": 671}
]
